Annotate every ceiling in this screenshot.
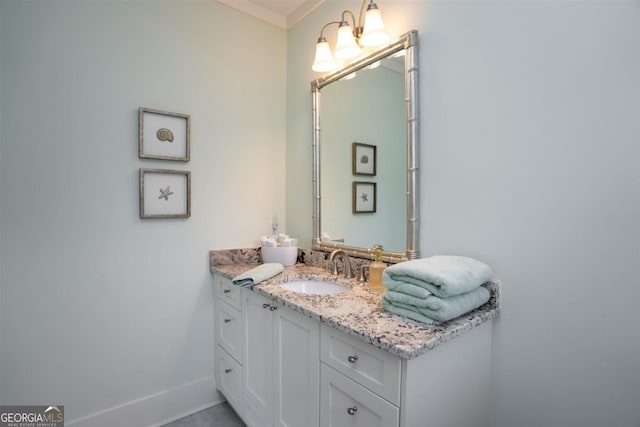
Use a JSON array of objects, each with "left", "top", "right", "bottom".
[{"left": 216, "top": 0, "right": 324, "bottom": 29}]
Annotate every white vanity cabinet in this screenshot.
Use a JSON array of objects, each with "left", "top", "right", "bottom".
[
  {"left": 213, "top": 272, "right": 493, "bottom": 427},
  {"left": 320, "top": 324, "right": 401, "bottom": 427},
  {"left": 320, "top": 321, "right": 493, "bottom": 427},
  {"left": 242, "top": 288, "right": 320, "bottom": 427},
  {"left": 213, "top": 275, "right": 244, "bottom": 418}
]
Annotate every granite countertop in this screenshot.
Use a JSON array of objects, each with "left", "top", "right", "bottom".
[{"left": 211, "top": 261, "right": 500, "bottom": 360}]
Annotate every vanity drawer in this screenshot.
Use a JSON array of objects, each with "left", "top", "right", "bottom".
[
  {"left": 216, "top": 299, "right": 243, "bottom": 363},
  {"left": 320, "top": 324, "right": 401, "bottom": 406},
  {"left": 215, "top": 275, "right": 241, "bottom": 310},
  {"left": 216, "top": 346, "right": 243, "bottom": 418},
  {"left": 320, "top": 364, "right": 398, "bottom": 427}
]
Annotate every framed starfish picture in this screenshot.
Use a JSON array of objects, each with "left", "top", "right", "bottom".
[
  {"left": 352, "top": 181, "right": 376, "bottom": 214},
  {"left": 139, "top": 107, "right": 191, "bottom": 161},
  {"left": 139, "top": 168, "right": 191, "bottom": 218}
]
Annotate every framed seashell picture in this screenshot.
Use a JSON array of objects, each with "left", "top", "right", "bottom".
[
  {"left": 139, "top": 107, "right": 191, "bottom": 161},
  {"left": 352, "top": 142, "right": 376, "bottom": 176}
]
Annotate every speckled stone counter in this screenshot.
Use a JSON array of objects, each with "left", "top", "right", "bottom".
[{"left": 210, "top": 252, "right": 500, "bottom": 360}]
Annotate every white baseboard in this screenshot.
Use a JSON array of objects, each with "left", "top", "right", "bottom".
[{"left": 67, "top": 376, "right": 225, "bottom": 427}]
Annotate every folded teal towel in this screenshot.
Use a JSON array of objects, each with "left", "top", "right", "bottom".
[
  {"left": 382, "top": 255, "right": 492, "bottom": 298},
  {"left": 232, "top": 263, "right": 284, "bottom": 287},
  {"left": 381, "top": 286, "right": 490, "bottom": 323},
  {"left": 382, "top": 302, "right": 437, "bottom": 324}
]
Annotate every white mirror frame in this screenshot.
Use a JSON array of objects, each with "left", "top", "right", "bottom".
[{"left": 311, "top": 30, "right": 419, "bottom": 263}]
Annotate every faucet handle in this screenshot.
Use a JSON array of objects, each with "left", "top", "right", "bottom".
[{"left": 358, "top": 265, "right": 369, "bottom": 282}]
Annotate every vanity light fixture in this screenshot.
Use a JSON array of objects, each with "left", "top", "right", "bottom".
[{"left": 311, "top": 0, "right": 391, "bottom": 72}]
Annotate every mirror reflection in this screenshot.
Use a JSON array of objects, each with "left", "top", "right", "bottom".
[
  {"left": 312, "top": 30, "right": 419, "bottom": 262},
  {"left": 320, "top": 56, "right": 406, "bottom": 252}
]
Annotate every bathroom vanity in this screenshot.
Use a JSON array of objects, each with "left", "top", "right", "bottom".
[
  {"left": 209, "top": 26, "right": 501, "bottom": 427},
  {"left": 211, "top": 258, "right": 500, "bottom": 427}
]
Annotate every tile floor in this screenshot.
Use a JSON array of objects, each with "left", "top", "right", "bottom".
[{"left": 162, "top": 402, "right": 245, "bottom": 427}]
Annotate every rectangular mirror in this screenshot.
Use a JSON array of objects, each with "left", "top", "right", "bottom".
[{"left": 311, "top": 30, "right": 419, "bottom": 263}]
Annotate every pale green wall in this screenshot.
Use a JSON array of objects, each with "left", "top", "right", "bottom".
[
  {"left": 2, "top": 1, "right": 639, "bottom": 425},
  {"left": 0, "top": 0, "right": 285, "bottom": 422},
  {"left": 287, "top": 1, "right": 640, "bottom": 427},
  {"left": 321, "top": 65, "right": 405, "bottom": 251}
]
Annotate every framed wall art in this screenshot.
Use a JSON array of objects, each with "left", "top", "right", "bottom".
[
  {"left": 352, "top": 181, "right": 376, "bottom": 214},
  {"left": 139, "top": 107, "right": 191, "bottom": 161},
  {"left": 139, "top": 168, "right": 191, "bottom": 218},
  {"left": 352, "top": 142, "right": 376, "bottom": 176}
]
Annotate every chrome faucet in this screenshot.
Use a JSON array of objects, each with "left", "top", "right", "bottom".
[{"left": 329, "top": 249, "right": 353, "bottom": 279}]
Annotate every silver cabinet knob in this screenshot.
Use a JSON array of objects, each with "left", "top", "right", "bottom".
[
  {"left": 347, "top": 355, "right": 358, "bottom": 363},
  {"left": 224, "top": 368, "right": 232, "bottom": 374},
  {"left": 223, "top": 318, "right": 231, "bottom": 323},
  {"left": 223, "top": 289, "right": 231, "bottom": 294},
  {"left": 263, "top": 303, "right": 270, "bottom": 309},
  {"left": 269, "top": 305, "right": 278, "bottom": 311},
  {"left": 347, "top": 407, "right": 357, "bottom": 415}
]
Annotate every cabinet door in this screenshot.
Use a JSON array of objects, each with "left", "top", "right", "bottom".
[
  {"left": 215, "top": 274, "right": 242, "bottom": 310},
  {"left": 320, "top": 324, "right": 401, "bottom": 405},
  {"left": 216, "top": 346, "right": 243, "bottom": 418},
  {"left": 216, "top": 299, "right": 242, "bottom": 363},
  {"left": 320, "top": 364, "right": 399, "bottom": 427},
  {"left": 273, "top": 305, "right": 320, "bottom": 427},
  {"left": 243, "top": 289, "right": 274, "bottom": 427}
]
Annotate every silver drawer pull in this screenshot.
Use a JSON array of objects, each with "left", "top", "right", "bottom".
[
  {"left": 347, "top": 407, "right": 357, "bottom": 416},
  {"left": 347, "top": 355, "right": 358, "bottom": 363},
  {"left": 269, "top": 305, "right": 278, "bottom": 311},
  {"left": 223, "top": 318, "right": 231, "bottom": 323},
  {"left": 224, "top": 368, "right": 232, "bottom": 374},
  {"left": 223, "top": 289, "right": 231, "bottom": 294}
]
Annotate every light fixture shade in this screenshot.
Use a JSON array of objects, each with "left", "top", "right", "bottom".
[
  {"left": 359, "top": 2, "right": 390, "bottom": 47},
  {"left": 312, "top": 37, "right": 338, "bottom": 72},
  {"left": 366, "top": 60, "right": 381, "bottom": 70},
  {"left": 334, "top": 22, "right": 360, "bottom": 60},
  {"left": 341, "top": 71, "right": 357, "bottom": 81}
]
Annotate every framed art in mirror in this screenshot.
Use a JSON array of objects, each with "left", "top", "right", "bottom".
[
  {"left": 139, "top": 107, "right": 191, "bottom": 161},
  {"left": 139, "top": 168, "right": 191, "bottom": 219},
  {"left": 352, "top": 142, "right": 376, "bottom": 176},
  {"left": 352, "top": 181, "right": 376, "bottom": 214}
]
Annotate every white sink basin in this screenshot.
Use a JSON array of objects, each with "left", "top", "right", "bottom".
[{"left": 279, "top": 280, "right": 348, "bottom": 295}]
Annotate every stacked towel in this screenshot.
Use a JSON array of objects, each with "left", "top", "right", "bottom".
[
  {"left": 381, "top": 256, "right": 492, "bottom": 324},
  {"left": 232, "top": 263, "right": 284, "bottom": 287}
]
